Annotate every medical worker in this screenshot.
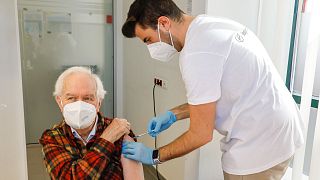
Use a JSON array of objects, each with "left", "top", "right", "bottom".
[{"left": 121, "top": 0, "right": 304, "bottom": 179}]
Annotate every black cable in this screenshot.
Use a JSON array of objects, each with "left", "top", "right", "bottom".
[
  {"left": 153, "top": 84, "right": 157, "bottom": 117},
  {"left": 152, "top": 83, "right": 161, "bottom": 180},
  {"left": 153, "top": 84, "right": 158, "bottom": 150}
]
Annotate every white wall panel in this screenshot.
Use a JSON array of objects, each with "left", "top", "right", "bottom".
[
  {"left": 0, "top": 0, "right": 28, "bottom": 179},
  {"left": 122, "top": 0, "right": 189, "bottom": 179}
]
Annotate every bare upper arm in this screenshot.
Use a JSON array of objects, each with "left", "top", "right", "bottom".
[
  {"left": 189, "top": 102, "right": 216, "bottom": 142},
  {"left": 121, "top": 135, "right": 145, "bottom": 180}
]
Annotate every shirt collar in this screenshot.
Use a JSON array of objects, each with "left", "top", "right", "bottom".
[{"left": 71, "top": 116, "right": 98, "bottom": 145}]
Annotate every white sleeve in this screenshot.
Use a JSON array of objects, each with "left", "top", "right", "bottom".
[{"left": 180, "top": 52, "right": 226, "bottom": 105}]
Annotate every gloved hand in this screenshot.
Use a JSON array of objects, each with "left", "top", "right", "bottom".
[
  {"left": 122, "top": 141, "right": 154, "bottom": 165},
  {"left": 147, "top": 111, "right": 177, "bottom": 137}
]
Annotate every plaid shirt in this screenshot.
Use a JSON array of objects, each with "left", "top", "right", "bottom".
[{"left": 39, "top": 113, "right": 134, "bottom": 180}]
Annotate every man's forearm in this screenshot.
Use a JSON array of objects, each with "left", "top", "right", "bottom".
[
  {"left": 158, "top": 130, "right": 206, "bottom": 162},
  {"left": 159, "top": 102, "right": 216, "bottom": 162},
  {"left": 170, "top": 103, "right": 190, "bottom": 120}
]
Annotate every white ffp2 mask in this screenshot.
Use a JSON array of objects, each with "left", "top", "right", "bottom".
[
  {"left": 62, "top": 101, "right": 97, "bottom": 129},
  {"left": 147, "top": 23, "right": 178, "bottom": 62}
]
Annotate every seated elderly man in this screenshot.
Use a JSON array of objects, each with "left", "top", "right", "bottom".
[{"left": 39, "top": 66, "right": 143, "bottom": 179}]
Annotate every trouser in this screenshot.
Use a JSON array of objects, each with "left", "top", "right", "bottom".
[{"left": 223, "top": 157, "right": 293, "bottom": 180}]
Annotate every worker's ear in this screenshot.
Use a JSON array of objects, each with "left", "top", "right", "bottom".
[
  {"left": 55, "top": 96, "right": 63, "bottom": 112},
  {"left": 157, "top": 16, "right": 171, "bottom": 31}
]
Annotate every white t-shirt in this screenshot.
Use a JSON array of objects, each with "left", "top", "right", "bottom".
[{"left": 179, "top": 15, "right": 304, "bottom": 175}]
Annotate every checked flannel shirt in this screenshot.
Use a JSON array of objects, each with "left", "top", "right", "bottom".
[{"left": 39, "top": 113, "right": 134, "bottom": 180}]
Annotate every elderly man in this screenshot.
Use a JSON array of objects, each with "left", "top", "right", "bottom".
[{"left": 39, "top": 66, "right": 143, "bottom": 179}]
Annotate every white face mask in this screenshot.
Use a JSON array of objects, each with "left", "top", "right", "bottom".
[
  {"left": 62, "top": 101, "right": 97, "bottom": 129},
  {"left": 147, "top": 23, "right": 178, "bottom": 62}
]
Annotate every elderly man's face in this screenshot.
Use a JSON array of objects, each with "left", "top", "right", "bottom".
[{"left": 56, "top": 73, "right": 101, "bottom": 112}]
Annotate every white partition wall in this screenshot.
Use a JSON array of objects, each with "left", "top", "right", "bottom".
[
  {"left": 0, "top": 0, "right": 28, "bottom": 179},
  {"left": 114, "top": 0, "right": 124, "bottom": 117},
  {"left": 121, "top": 0, "right": 190, "bottom": 179}
]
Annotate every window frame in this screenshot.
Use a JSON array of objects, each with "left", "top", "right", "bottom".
[{"left": 286, "top": 0, "right": 319, "bottom": 109}]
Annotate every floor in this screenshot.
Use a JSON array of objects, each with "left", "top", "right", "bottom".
[
  {"left": 26, "top": 144, "right": 50, "bottom": 180},
  {"left": 26, "top": 144, "right": 162, "bottom": 180}
]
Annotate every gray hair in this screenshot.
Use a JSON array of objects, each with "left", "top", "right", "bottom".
[{"left": 53, "top": 66, "right": 106, "bottom": 100}]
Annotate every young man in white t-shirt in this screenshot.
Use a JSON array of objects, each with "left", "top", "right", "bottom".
[{"left": 121, "top": 0, "right": 304, "bottom": 179}]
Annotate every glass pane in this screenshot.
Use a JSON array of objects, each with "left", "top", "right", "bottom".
[
  {"left": 18, "top": 0, "right": 114, "bottom": 144},
  {"left": 18, "top": 0, "right": 114, "bottom": 179},
  {"left": 292, "top": 1, "right": 320, "bottom": 99},
  {"left": 290, "top": 0, "right": 320, "bottom": 177}
]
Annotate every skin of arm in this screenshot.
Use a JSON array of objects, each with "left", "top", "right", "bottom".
[
  {"left": 121, "top": 135, "right": 145, "bottom": 180},
  {"left": 170, "top": 103, "right": 190, "bottom": 120},
  {"left": 159, "top": 102, "right": 216, "bottom": 162}
]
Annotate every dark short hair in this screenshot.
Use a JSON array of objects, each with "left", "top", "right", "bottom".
[{"left": 122, "top": 0, "right": 184, "bottom": 38}]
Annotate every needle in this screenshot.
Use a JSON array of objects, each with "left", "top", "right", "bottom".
[{"left": 133, "top": 131, "right": 150, "bottom": 138}]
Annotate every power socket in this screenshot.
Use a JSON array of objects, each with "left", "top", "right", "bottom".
[{"left": 154, "top": 77, "right": 168, "bottom": 89}]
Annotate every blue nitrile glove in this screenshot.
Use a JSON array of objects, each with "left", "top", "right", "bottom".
[
  {"left": 122, "top": 141, "right": 154, "bottom": 165},
  {"left": 147, "top": 111, "right": 177, "bottom": 137}
]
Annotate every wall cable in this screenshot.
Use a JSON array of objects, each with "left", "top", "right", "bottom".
[{"left": 152, "top": 83, "right": 161, "bottom": 180}]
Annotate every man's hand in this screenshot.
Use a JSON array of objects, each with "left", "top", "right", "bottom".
[
  {"left": 101, "top": 118, "right": 131, "bottom": 143},
  {"left": 147, "top": 111, "right": 177, "bottom": 137},
  {"left": 122, "top": 141, "right": 154, "bottom": 165}
]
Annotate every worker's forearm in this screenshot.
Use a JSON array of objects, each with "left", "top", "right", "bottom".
[
  {"left": 160, "top": 102, "right": 216, "bottom": 162},
  {"left": 158, "top": 129, "right": 212, "bottom": 162},
  {"left": 170, "top": 103, "right": 190, "bottom": 120}
]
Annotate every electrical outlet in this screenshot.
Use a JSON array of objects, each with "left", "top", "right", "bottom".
[{"left": 154, "top": 77, "right": 168, "bottom": 89}]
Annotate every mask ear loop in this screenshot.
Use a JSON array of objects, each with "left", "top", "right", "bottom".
[
  {"left": 157, "top": 22, "right": 162, "bottom": 42},
  {"left": 168, "top": 29, "right": 175, "bottom": 49},
  {"left": 159, "top": 20, "right": 175, "bottom": 49}
]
